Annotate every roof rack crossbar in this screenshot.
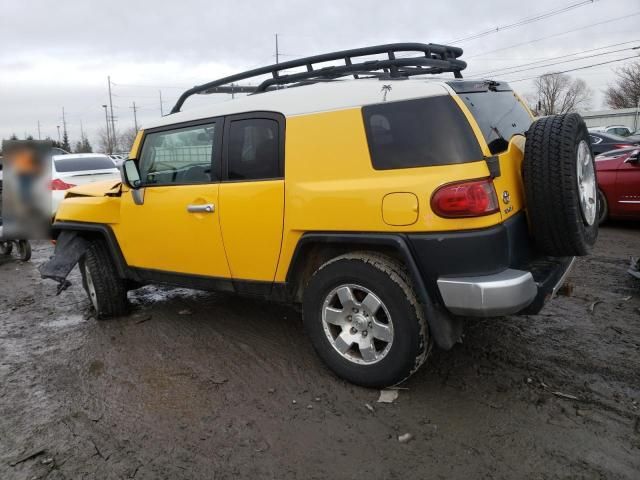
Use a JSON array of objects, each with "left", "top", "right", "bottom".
[{"left": 170, "top": 42, "right": 465, "bottom": 114}]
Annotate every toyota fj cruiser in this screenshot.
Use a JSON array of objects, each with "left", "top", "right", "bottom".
[{"left": 41, "top": 43, "right": 598, "bottom": 387}]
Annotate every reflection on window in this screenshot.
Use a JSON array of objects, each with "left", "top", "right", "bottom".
[
  {"left": 139, "top": 123, "right": 215, "bottom": 185},
  {"left": 227, "top": 119, "right": 280, "bottom": 180}
]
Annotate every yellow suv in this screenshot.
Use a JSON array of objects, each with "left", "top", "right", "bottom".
[{"left": 41, "top": 44, "right": 598, "bottom": 386}]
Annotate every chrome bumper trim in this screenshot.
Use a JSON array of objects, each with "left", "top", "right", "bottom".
[{"left": 437, "top": 268, "right": 538, "bottom": 317}]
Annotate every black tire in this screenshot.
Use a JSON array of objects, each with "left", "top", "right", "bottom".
[
  {"left": 597, "top": 189, "right": 608, "bottom": 225},
  {"left": 302, "top": 252, "right": 430, "bottom": 387},
  {"left": 523, "top": 113, "right": 598, "bottom": 256},
  {"left": 0, "top": 241, "right": 13, "bottom": 256},
  {"left": 16, "top": 240, "right": 31, "bottom": 261},
  {"left": 79, "top": 239, "right": 128, "bottom": 318}
]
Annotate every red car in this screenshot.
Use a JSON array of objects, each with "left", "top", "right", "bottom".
[{"left": 596, "top": 147, "right": 640, "bottom": 223}]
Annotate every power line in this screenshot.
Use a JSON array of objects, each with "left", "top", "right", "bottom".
[
  {"left": 470, "top": 42, "right": 640, "bottom": 78},
  {"left": 508, "top": 54, "right": 640, "bottom": 83},
  {"left": 448, "top": 0, "right": 597, "bottom": 45},
  {"left": 466, "top": 12, "right": 640, "bottom": 59}
]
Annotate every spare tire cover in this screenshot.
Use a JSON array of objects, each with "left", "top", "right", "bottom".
[{"left": 523, "top": 113, "right": 598, "bottom": 256}]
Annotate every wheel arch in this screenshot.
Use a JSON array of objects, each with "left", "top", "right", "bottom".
[
  {"left": 286, "top": 232, "right": 462, "bottom": 350},
  {"left": 51, "top": 221, "right": 132, "bottom": 280}
]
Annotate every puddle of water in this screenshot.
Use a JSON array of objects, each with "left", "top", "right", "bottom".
[
  {"left": 129, "top": 285, "right": 206, "bottom": 304},
  {"left": 45, "top": 314, "right": 86, "bottom": 328}
]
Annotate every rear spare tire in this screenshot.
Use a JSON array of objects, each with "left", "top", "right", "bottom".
[{"left": 523, "top": 113, "right": 598, "bottom": 256}]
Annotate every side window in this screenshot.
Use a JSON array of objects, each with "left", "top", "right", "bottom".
[
  {"left": 138, "top": 123, "right": 216, "bottom": 186},
  {"left": 363, "top": 96, "right": 484, "bottom": 170},
  {"left": 227, "top": 118, "right": 280, "bottom": 180}
]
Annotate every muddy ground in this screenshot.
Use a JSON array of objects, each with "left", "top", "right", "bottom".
[{"left": 1, "top": 224, "right": 639, "bottom": 480}]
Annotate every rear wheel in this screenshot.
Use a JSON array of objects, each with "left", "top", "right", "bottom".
[
  {"left": 80, "top": 239, "right": 128, "bottom": 318},
  {"left": 302, "top": 252, "right": 430, "bottom": 387},
  {"left": 16, "top": 240, "right": 31, "bottom": 261},
  {"left": 0, "top": 242, "right": 13, "bottom": 256}
]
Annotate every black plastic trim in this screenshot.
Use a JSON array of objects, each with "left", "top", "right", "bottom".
[{"left": 51, "top": 221, "right": 133, "bottom": 280}]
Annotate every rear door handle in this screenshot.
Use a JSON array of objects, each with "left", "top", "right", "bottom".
[{"left": 187, "top": 203, "right": 215, "bottom": 213}]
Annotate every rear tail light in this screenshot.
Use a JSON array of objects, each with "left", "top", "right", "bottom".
[
  {"left": 50, "top": 178, "right": 76, "bottom": 190},
  {"left": 431, "top": 178, "right": 499, "bottom": 218}
]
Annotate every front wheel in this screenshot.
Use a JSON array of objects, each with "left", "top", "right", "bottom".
[
  {"left": 79, "top": 239, "right": 128, "bottom": 318},
  {"left": 597, "top": 189, "right": 608, "bottom": 225},
  {"left": 302, "top": 252, "right": 430, "bottom": 387}
]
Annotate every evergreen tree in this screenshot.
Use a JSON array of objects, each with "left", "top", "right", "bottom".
[{"left": 61, "top": 131, "right": 71, "bottom": 152}]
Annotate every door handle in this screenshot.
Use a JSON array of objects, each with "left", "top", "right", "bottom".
[{"left": 187, "top": 203, "right": 215, "bottom": 213}]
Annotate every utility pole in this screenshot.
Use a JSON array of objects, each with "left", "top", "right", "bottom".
[
  {"left": 275, "top": 33, "right": 280, "bottom": 64},
  {"left": 102, "top": 104, "right": 111, "bottom": 154},
  {"left": 37, "top": 120, "right": 41, "bottom": 140},
  {"left": 107, "top": 76, "right": 116, "bottom": 149},
  {"left": 159, "top": 90, "right": 164, "bottom": 116},
  {"left": 131, "top": 101, "right": 139, "bottom": 130}
]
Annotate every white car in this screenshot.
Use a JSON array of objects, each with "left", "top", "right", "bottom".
[
  {"left": 588, "top": 125, "right": 632, "bottom": 137},
  {"left": 51, "top": 153, "right": 120, "bottom": 213}
]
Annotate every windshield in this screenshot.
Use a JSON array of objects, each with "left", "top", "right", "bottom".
[
  {"left": 458, "top": 90, "right": 532, "bottom": 154},
  {"left": 54, "top": 156, "right": 116, "bottom": 172}
]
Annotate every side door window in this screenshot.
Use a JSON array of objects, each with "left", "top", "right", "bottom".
[
  {"left": 226, "top": 118, "right": 281, "bottom": 180},
  {"left": 138, "top": 122, "right": 218, "bottom": 185}
]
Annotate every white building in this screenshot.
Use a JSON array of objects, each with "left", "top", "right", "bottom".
[{"left": 581, "top": 107, "right": 640, "bottom": 132}]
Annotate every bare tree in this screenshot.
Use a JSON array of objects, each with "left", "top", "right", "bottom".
[
  {"left": 604, "top": 61, "right": 640, "bottom": 109},
  {"left": 96, "top": 126, "right": 114, "bottom": 154},
  {"left": 117, "top": 127, "right": 138, "bottom": 154},
  {"left": 530, "top": 73, "right": 592, "bottom": 116}
]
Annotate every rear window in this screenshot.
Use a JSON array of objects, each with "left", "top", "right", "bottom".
[
  {"left": 457, "top": 90, "right": 532, "bottom": 154},
  {"left": 54, "top": 156, "right": 115, "bottom": 172},
  {"left": 363, "top": 96, "right": 483, "bottom": 170}
]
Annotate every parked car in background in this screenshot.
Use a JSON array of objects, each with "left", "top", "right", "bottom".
[
  {"left": 596, "top": 148, "right": 640, "bottom": 223},
  {"left": 51, "top": 154, "right": 120, "bottom": 213},
  {"left": 589, "top": 131, "right": 638, "bottom": 155},
  {"left": 109, "top": 154, "right": 125, "bottom": 166},
  {"left": 588, "top": 125, "right": 633, "bottom": 137}
]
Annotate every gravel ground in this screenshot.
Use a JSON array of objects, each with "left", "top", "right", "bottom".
[{"left": 1, "top": 224, "right": 639, "bottom": 479}]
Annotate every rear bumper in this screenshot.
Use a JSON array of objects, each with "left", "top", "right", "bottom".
[
  {"left": 437, "top": 269, "right": 537, "bottom": 316},
  {"left": 406, "top": 212, "right": 576, "bottom": 317},
  {"left": 437, "top": 257, "right": 576, "bottom": 317}
]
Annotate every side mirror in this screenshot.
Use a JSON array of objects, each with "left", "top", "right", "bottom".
[
  {"left": 121, "top": 159, "right": 142, "bottom": 188},
  {"left": 625, "top": 149, "right": 640, "bottom": 164}
]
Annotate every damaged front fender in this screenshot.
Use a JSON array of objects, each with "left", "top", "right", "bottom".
[{"left": 39, "top": 231, "right": 90, "bottom": 289}]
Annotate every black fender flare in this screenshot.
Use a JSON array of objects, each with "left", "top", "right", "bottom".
[
  {"left": 51, "top": 221, "right": 133, "bottom": 280},
  {"left": 287, "top": 233, "right": 462, "bottom": 350}
]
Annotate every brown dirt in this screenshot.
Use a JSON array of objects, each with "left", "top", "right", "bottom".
[{"left": 1, "top": 224, "right": 639, "bottom": 479}]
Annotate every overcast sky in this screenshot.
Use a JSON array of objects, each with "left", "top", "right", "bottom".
[{"left": 1, "top": 0, "right": 638, "bottom": 150}]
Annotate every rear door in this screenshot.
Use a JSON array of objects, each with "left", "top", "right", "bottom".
[{"left": 218, "top": 113, "right": 285, "bottom": 283}]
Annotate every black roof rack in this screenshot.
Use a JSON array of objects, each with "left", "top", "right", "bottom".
[{"left": 170, "top": 43, "right": 466, "bottom": 114}]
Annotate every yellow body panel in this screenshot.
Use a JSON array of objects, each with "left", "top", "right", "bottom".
[
  {"left": 219, "top": 180, "right": 285, "bottom": 281},
  {"left": 113, "top": 184, "right": 230, "bottom": 277},
  {"left": 382, "top": 193, "right": 419, "bottom": 226},
  {"left": 55, "top": 195, "right": 121, "bottom": 224}
]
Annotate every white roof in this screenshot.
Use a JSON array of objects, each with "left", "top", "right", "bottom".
[{"left": 147, "top": 78, "right": 453, "bottom": 129}]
